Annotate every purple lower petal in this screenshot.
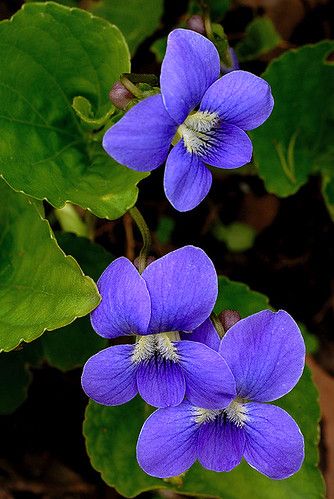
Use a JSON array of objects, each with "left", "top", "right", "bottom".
[
  {"left": 200, "top": 123, "right": 253, "bottom": 169},
  {"left": 219, "top": 310, "right": 306, "bottom": 402},
  {"left": 200, "top": 70, "right": 274, "bottom": 131},
  {"left": 161, "top": 29, "right": 220, "bottom": 124},
  {"left": 164, "top": 141, "right": 212, "bottom": 211},
  {"left": 136, "top": 401, "right": 199, "bottom": 478},
  {"left": 186, "top": 318, "right": 220, "bottom": 351},
  {"left": 103, "top": 94, "right": 177, "bottom": 171},
  {"left": 177, "top": 341, "right": 236, "bottom": 409},
  {"left": 244, "top": 403, "right": 304, "bottom": 479},
  {"left": 142, "top": 246, "right": 217, "bottom": 334},
  {"left": 197, "top": 417, "right": 246, "bottom": 472},
  {"left": 136, "top": 356, "right": 185, "bottom": 408},
  {"left": 91, "top": 257, "right": 151, "bottom": 338},
  {"left": 81, "top": 345, "right": 138, "bottom": 406}
]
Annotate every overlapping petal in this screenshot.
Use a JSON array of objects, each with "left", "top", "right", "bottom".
[
  {"left": 177, "top": 341, "right": 236, "bottom": 409},
  {"left": 219, "top": 310, "right": 306, "bottom": 402},
  {"left": 81, "top": 345, "right": 138, "bottom": 406},
  {"left": 136, "top": 358, "right": 185, "bottom": 408},
  {"left": 136, "top": 402, "right": 199, "bottom": 478},
  {"left": 91, "top": 257, "right": 151, "bottom": 338},
  {"left": 161, "top": 29, "right": 220, "bottom": 124},
  {"left": 200, "top": 70, "right": 274, "bottom": 130},
  {"left": 142, "top": 246, "right": 217, "bottom": 334},
  {"left": 244, "top": 403, "right": 304, "bottom": 479},
  {"left": 164, "top": 141, "right": 212, "bottom": 211},
  {"left": 185, "top": 318, "right": 220, "bottom": 351},
  {"left": 197, "top": 418, "right": 246, "bottom": 471},
  {"left": 103, "top": 94, "right": 177, "bottom": 171},
  {"left": 200, "top": 123, "right": 253, "bottom": 169}
]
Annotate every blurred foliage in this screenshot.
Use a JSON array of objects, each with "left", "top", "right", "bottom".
[{"left": 235, "top": 17, "right": 282, "bottom": 61}]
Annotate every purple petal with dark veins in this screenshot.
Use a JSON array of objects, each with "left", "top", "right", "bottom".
[
  {"left": 219, "top": 310, "right": 306, "bottom": 402},
  {"left": 136, "top": 401, "right": 199, "bottom": 477},
  {"left": 200, "top": 123, "right": 253, "bottom": 169},
  {"left": 197, "top": 417, "right": 246, "bottom": 471},
  {"left": 136, "top": 357, "right": 185, "bottom": 408},
  {"left": 244, "top": 403, "right": 304, "bottom": 479},
  {"left": 91, "top": 257, "right": 151, "bottom": 338},
  {"left": 177, "top": 341, "right": 236, "bottom": 409},
  {"left": 200, "top": 70, "right": 274, "bottom": 130},
  {"left": 161, "top": 29, "right": 220, "bottom": 124},
  {"left": 81, "top": 345, "right": 138, "bottom": 406},
  {"left": 164, "top": 141, "right": 212, "bottom": 211},
  {"left": 142, "top": 246, "right": 217, "bottom": 334},
  {"left": 103, "top": 94, "right": 177, "bottom": 171}
]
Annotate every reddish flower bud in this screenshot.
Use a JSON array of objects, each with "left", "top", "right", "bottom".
[
  {"left": 219, "top": 309, "right": 241, "bottom": 332},
  {"left": 186, "top": 15, "right": 206, "bottom": 35},
  {"left": 109, "top": 81, "right": 134, "bottom": 109}
]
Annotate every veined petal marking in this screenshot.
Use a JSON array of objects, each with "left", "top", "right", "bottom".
[
  {"left": 193, "top": 398, "right": 248, "bottom": 427},
  {"left": 132, "top": 333, "right": 180, "bottom": 364},
  {"left": 178, "top": 111, "right": 220, "bottom": 155}
]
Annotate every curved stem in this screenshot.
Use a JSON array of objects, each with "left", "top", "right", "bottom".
[
  {"left": 210, "top": 312, "right": 225, "bottom": 338},
  {"left": 128, "top": 206, "right": 152, "bottom": 274}
]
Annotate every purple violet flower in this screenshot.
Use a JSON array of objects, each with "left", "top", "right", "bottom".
[
  {"left": 103, "top": 29, "right": 274, "bottom": 212},
  {"left": 81, "top": 246, "right": 236, "bottom": 409},
  {"left": 137, "top": 310, "right": 305, "bottom": 479}
]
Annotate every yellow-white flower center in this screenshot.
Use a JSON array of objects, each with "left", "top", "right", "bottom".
[
  {"left": 132, "top": 332, "right": 180, "bottom": 364},
  {"left": 178, "top": 111, "right": 220, "bottom": 155},
  {"left": 193, "top": 398, "right": 249, "bottom": 428}
]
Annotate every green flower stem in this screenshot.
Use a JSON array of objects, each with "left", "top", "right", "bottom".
[
  {"left": 120, "top": 74, "right": 144, "bottom": 99},
  {"left": 128, "top": 206, "right": 152, "bottom": 274},
  {"left": 210, "top": 312, "right": 226, "bottom": 338}
]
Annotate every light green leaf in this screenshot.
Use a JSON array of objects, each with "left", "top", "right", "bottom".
[
  {"left": 0, "top": 2, "right": 147, "bottom": 220},
  {"left": 252, "top": 41, "right": 334, "bottom": 197},
  {"left": 0, "top": 180, "right": 100, "bottom": 352},
  {"left": 54, "top": 203, "right": 89, "bottom": 238},
  {"left": 212, "top": 222, "right": 256, "bottom": 252},
  {"left": 41, "top": 232, "right": 112, "bottom": 371},
  {"left": 235, "top": 17, "right": 281, "bottom": 62},
  {"left": 72, "top": 95, "right": 115, "bottom": 128},
  {"left": 83, "top": 276, "right": 323, "bottom": 498},
  {"left": 90, "top": 0, "right": 163, "bottom": 54}
]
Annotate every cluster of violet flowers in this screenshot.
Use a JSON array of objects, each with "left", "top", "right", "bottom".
[{"left": 82, "top": 28, "right": 306, "bottom": 481}]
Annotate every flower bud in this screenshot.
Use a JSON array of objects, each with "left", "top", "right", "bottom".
[
  {"left": 109, "top": 81, "right": 134, "bottom": 109},
  {"left": 186, "top": 15, "right": 206, "bottom": 35},
  {"left": 219, "top": 309, "right": 241, "bottom": 331}
]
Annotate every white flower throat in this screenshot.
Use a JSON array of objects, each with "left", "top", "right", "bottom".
[
  {"left": 178, "top": 111, "right": 220, "bottom": 155},
  {"left": 132, "top": 332, "right": 180, "bottom": 364},
  {"left": 194, "top": 398, "right": 249, "bottom": 428}
]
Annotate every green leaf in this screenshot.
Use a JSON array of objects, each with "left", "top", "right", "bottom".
[
  {"left": 212, "top": 222, "right": 256, "bottom": 252},
  {"left": 252, "top": 41, "right": 334, "bottom": 197},
  {"left": 72, "top": 95, "right": 115, "bottom": 128},
  {"left": 40, "top": 232, "right": 112, "bottom": 371},
  {"left": 90, "top": 0, "right": 163, "bottom": 54},
  {"left": 189, "top": 0, "right": 231, "bottom": 19},
  {"left": 0, "top": 350, "right": 31, "bottom": 414},
  {"left": 214, "top": 276, "right": 269, "bottom": 316},
  {"left": 150, "top": 36, "right": 167, "bottom": 63},
  {"left": 0, "top": 3, "right": 147, "bottom": 220},
  {"left": 235, "top": 17, "right": 281, "bottom": 62},
  {"left": 0, "top": 180, "right": 100, "bottom": 352},
  {"left": 155, "top": 216, "right": 175, "bottom": 244},
  {"left": 54, "top": 203, "right": 90, "bottom": 238},
  {"left": 83, "top": 276, "right": 323, "bottom": 498},
  {"left": 322, "top": 173, "right": 334, "bottom": 221},
  {"left": 0, "top": 341, "right": 44, "bottom": 414}
]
